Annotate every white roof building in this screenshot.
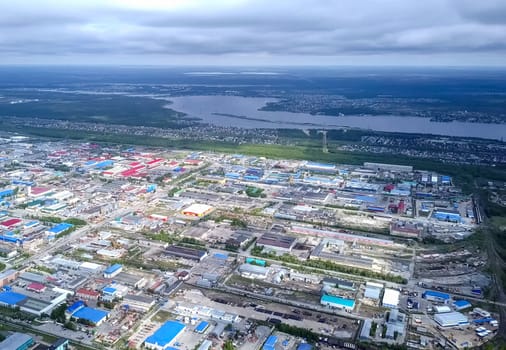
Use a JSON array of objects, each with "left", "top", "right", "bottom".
[
  {"left": 382, "top": 288, "right": 400, "bottom": 308},
  {"left": 434, "top": 312, "right": 469, "bottom": 327}
]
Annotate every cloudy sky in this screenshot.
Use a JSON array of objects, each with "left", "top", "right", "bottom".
[{"left": 1, "top": 0, "right": 506, "bottom": 66}]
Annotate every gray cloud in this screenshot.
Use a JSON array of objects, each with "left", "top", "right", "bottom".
[{"left": 0, "top": 0, "right": 505, "bottom": 65}]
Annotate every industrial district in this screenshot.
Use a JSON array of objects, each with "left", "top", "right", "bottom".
[{"left": 0, "top": 135, "right": 499, "bottom": 350}]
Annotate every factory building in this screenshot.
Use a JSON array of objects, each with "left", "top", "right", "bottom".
[
  {"left": 390, "top": 221, "right": 422, "bottom": 239},
  {"left": 0, "top": 332, "right": 34, "bottom": 350},
  {"left": 320, "top": 294, "right": 355, "bottom": 312},
  {"left": 0, "top": 269, "right": 19, "bottom": 288},
  {"left": 238, "top": 264, "right": 269, "bottom": 279},
  {"left": 363, "top": 162, "right": 413, "bottom": 173},
  {"left": 123, "top": 294, "right": 156, "bottom": 313},
  {"left": 181, "top": 204, "right": 214, "bottom": 217},
  {"left": 423, "top": 290, "right": 450, "bottom": 304},
  {"left": 434, "top": 312, "right": 469, "bottom": 328},
  {"left": 166, "top": 245, "right": 207, "bottom": 262},
  {"left": 382, "top": 288, "right": 400, "bottom": 308},
  {"left": 256, "top": 232, "right": 296, "bottom": 253},
  {"left": 103, "top": 263, "right": 123, "bottom": 278},
  {"left": 144, "top": 320, "right": 186, "bottom": 350}
]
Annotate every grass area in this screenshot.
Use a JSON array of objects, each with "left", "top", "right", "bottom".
[
  {"left": 0, "top": 262, "right": 5, "bottom": 272},
  {"left": 151, "top": 310, "right": 174, "bottom": 323}
]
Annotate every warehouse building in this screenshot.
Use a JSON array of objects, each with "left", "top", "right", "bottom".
[
  {"left": 0, "top": 332, "right": 34, "bottom": 350},
  {"left": 104, "top": 263, "right": 123, "bottom": 278},
  {"left": 263, "top": 335, "right": 278, "bottom": 350},
  {"left": 382, "top": 288, "right": 400, "bottom": 308},
  {"left": 453, "top": 300, "right": 472, "bottom": 311},
  {"left": 123, "top": 294, "right": 156, "bottom": 312},
  {"left": 433, "top": 210, "right": 461, "bottom": 223},
  {"left": 0, "top": 269, "right": 19, "bottom": 288},
  {"left": 76, "top": 288, "right": 100, "bottom": 301},
  {"left": 45, "top": 223, "right": 74, "bottom": 237},
  {"left": 238, "top": 264, "right": 269, "bottom": 279},
  {"left": 166, "top": 245, "right": 207, "bottom": 262},
  {"left": 0, "top": 289, "right": 67, "bottom": 316},
  {"left": 364, "top": 283, "right": 383, "bottom": 301},
  {"left": 390, "top": 221, "right": 421, "bottom": 239},
  {"left": 423, "top": 290, "right": 450, "bottom": 304},
  {"left": 70, "top": 306, "right": 109, "bottom": 326},
  {"left": 181, "top": 203, "right": 214, "bottom": 217},
  {"left": 256, "top": 232, "right": 296, "bottom": 253},
  {"left": 144, "top": 320, "right": 186, "bottom": 350},
  {"left": 364, "top": 162, "right": 413, "bottom": 173},
  {"left": 320, "top": 294, "right": 355, "bottom": 312},
  {"left": 434, "top": 312, "right": 469, "bottom": 328}
]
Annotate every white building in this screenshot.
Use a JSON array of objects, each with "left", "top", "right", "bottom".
[{"left": 382, "top": 288, "right": 400, "bottom": 308}]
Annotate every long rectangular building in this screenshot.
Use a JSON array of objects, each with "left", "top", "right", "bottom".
[
  {"left": 166, "top": 245, "right": 207, "bottom": 262},
  {"left": 257, "top": 232, "right": 296, "bottom": 252}
]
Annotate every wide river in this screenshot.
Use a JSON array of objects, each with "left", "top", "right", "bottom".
[{"left": 168, "top": 95, "right": 506, "bottom": 140}]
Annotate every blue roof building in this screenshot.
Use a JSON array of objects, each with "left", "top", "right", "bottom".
[
  {"left": 47, "top": 223, "right": 74, "bottom": 235},
  {"left": 453, "top": 300, "right": 472, "bottom": 311},
  {"left": 145, "top": 320, "right": 186, "bottom": 350},
  {"left": 263, "top": 335, "right": 278, "bottom": 350},
  {"left": 71, "top": 307, "right": 109, "bottom": 326},
  {"left": 0, "top": 291, "right": 27, "bottom": 306},
  {"left": 194, "top": 321, "right": 209, "bottom": 333},
  {"left": 104, "top": 263, "right": 123, "bottom": 278},
  {"left": 423, "top": 290, "right": 450, "bottom": 303},
  {"left": 66, "top": 300, "right": 85, "bottom": 315},
  {"left": 0, "top": 189, "right": 14, "bottom": 198},
  {"left": 320, "top": 295, "right": 355, "bottom": 311},
  {"left": 433, "top": 210, "right": 461, "bottom": 223},
  {"left": 213, "top": 253, "right": 228, "bottom": 260},
  {"left": 103, "top": 287, "right": 117, "bottom": 294},
  {"left": 297, "top": 343, "right": 312, "bottom": 350},
  {"left": 95, "top": 160, "right": 114, "bottom": 169}
]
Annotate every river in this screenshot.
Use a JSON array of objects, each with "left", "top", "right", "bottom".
[{"left": 168, "top": 95, "right": 506, "bottom": 140}]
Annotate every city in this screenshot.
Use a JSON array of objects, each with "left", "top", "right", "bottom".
[{"left": 0, "top": 135, "right": 500, "bottom": 350}]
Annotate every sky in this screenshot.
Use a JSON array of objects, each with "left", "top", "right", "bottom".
[{"left": 1, "top": 0, "right": 506, "bottom": 66}]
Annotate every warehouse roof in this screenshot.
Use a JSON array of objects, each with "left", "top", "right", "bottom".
[
  {"left": 104, "top": 263, "right": 123, "bottom": 275},
  {"left": 453, "top": 300, "right": 472, "bottom": 309},
  {"left": 145, "top": 320, "right": 185, "bottom": 347},
  {"left": 423, "top": 290, "right": 450, "bottom": 300},
  {"left": 72, "top": 307, "right": 109, "bottom": 324},
  {"left": 0, "top": 332, "right": 33, "bottom": 350},
  {"left": 257, "top": 232, "right": 296, "bottom": 249},
  {"left": 263, "top": 335, "right": 278, "bottom": 350},
  {"left": 195, "top": 321, "right": 209, "bottom": 333},
  {"left": 383, "top": 288, "right": 400, "bottom": 308},
  {"left": 434, "top": 312, "right": 469, "bottom": 327},
  {"left": 166, "top": 245, "right": 207, "bottom": 260},
  {"left": 0, "top": 291, "right": 27, "bottom": 305},
  {"left": 47, "top": 223, "right": 73, "bottom": 234},
  {"left": 321, "top": 294, "right": 355, "bottom": 309}
]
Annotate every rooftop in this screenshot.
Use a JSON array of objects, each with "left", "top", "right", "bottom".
[
  {"left": 72, "top": 307, "right": 109, "bottom": 324},
  {"left": 321, "top": 294, "right": 355, "bottom": 308},
  {"left": 257, "top": 232, "right": 296, "bottom": 249},
  {"left": 145, "top": 320, "right": 186, "bottom": 347},
  {"left": 0, "top": 291, "right": 27, "bottom": 305}
]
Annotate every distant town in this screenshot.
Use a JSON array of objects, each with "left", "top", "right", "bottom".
[{"left": 0, "top": 134, "right": 501, "bottom": 350}]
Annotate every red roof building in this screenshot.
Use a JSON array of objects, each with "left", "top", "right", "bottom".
[
  {"left": 76, "top": 288, "right": 100, "bottom": 300},
  {"left": 0, "top": 218, "right": 22, "bottom": 228},
  {"left": 29, "top": 187, "right": 52, "bottom": 196},
  {"left": 27, "top": 282, "right": 46, "bottom": 293}
]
